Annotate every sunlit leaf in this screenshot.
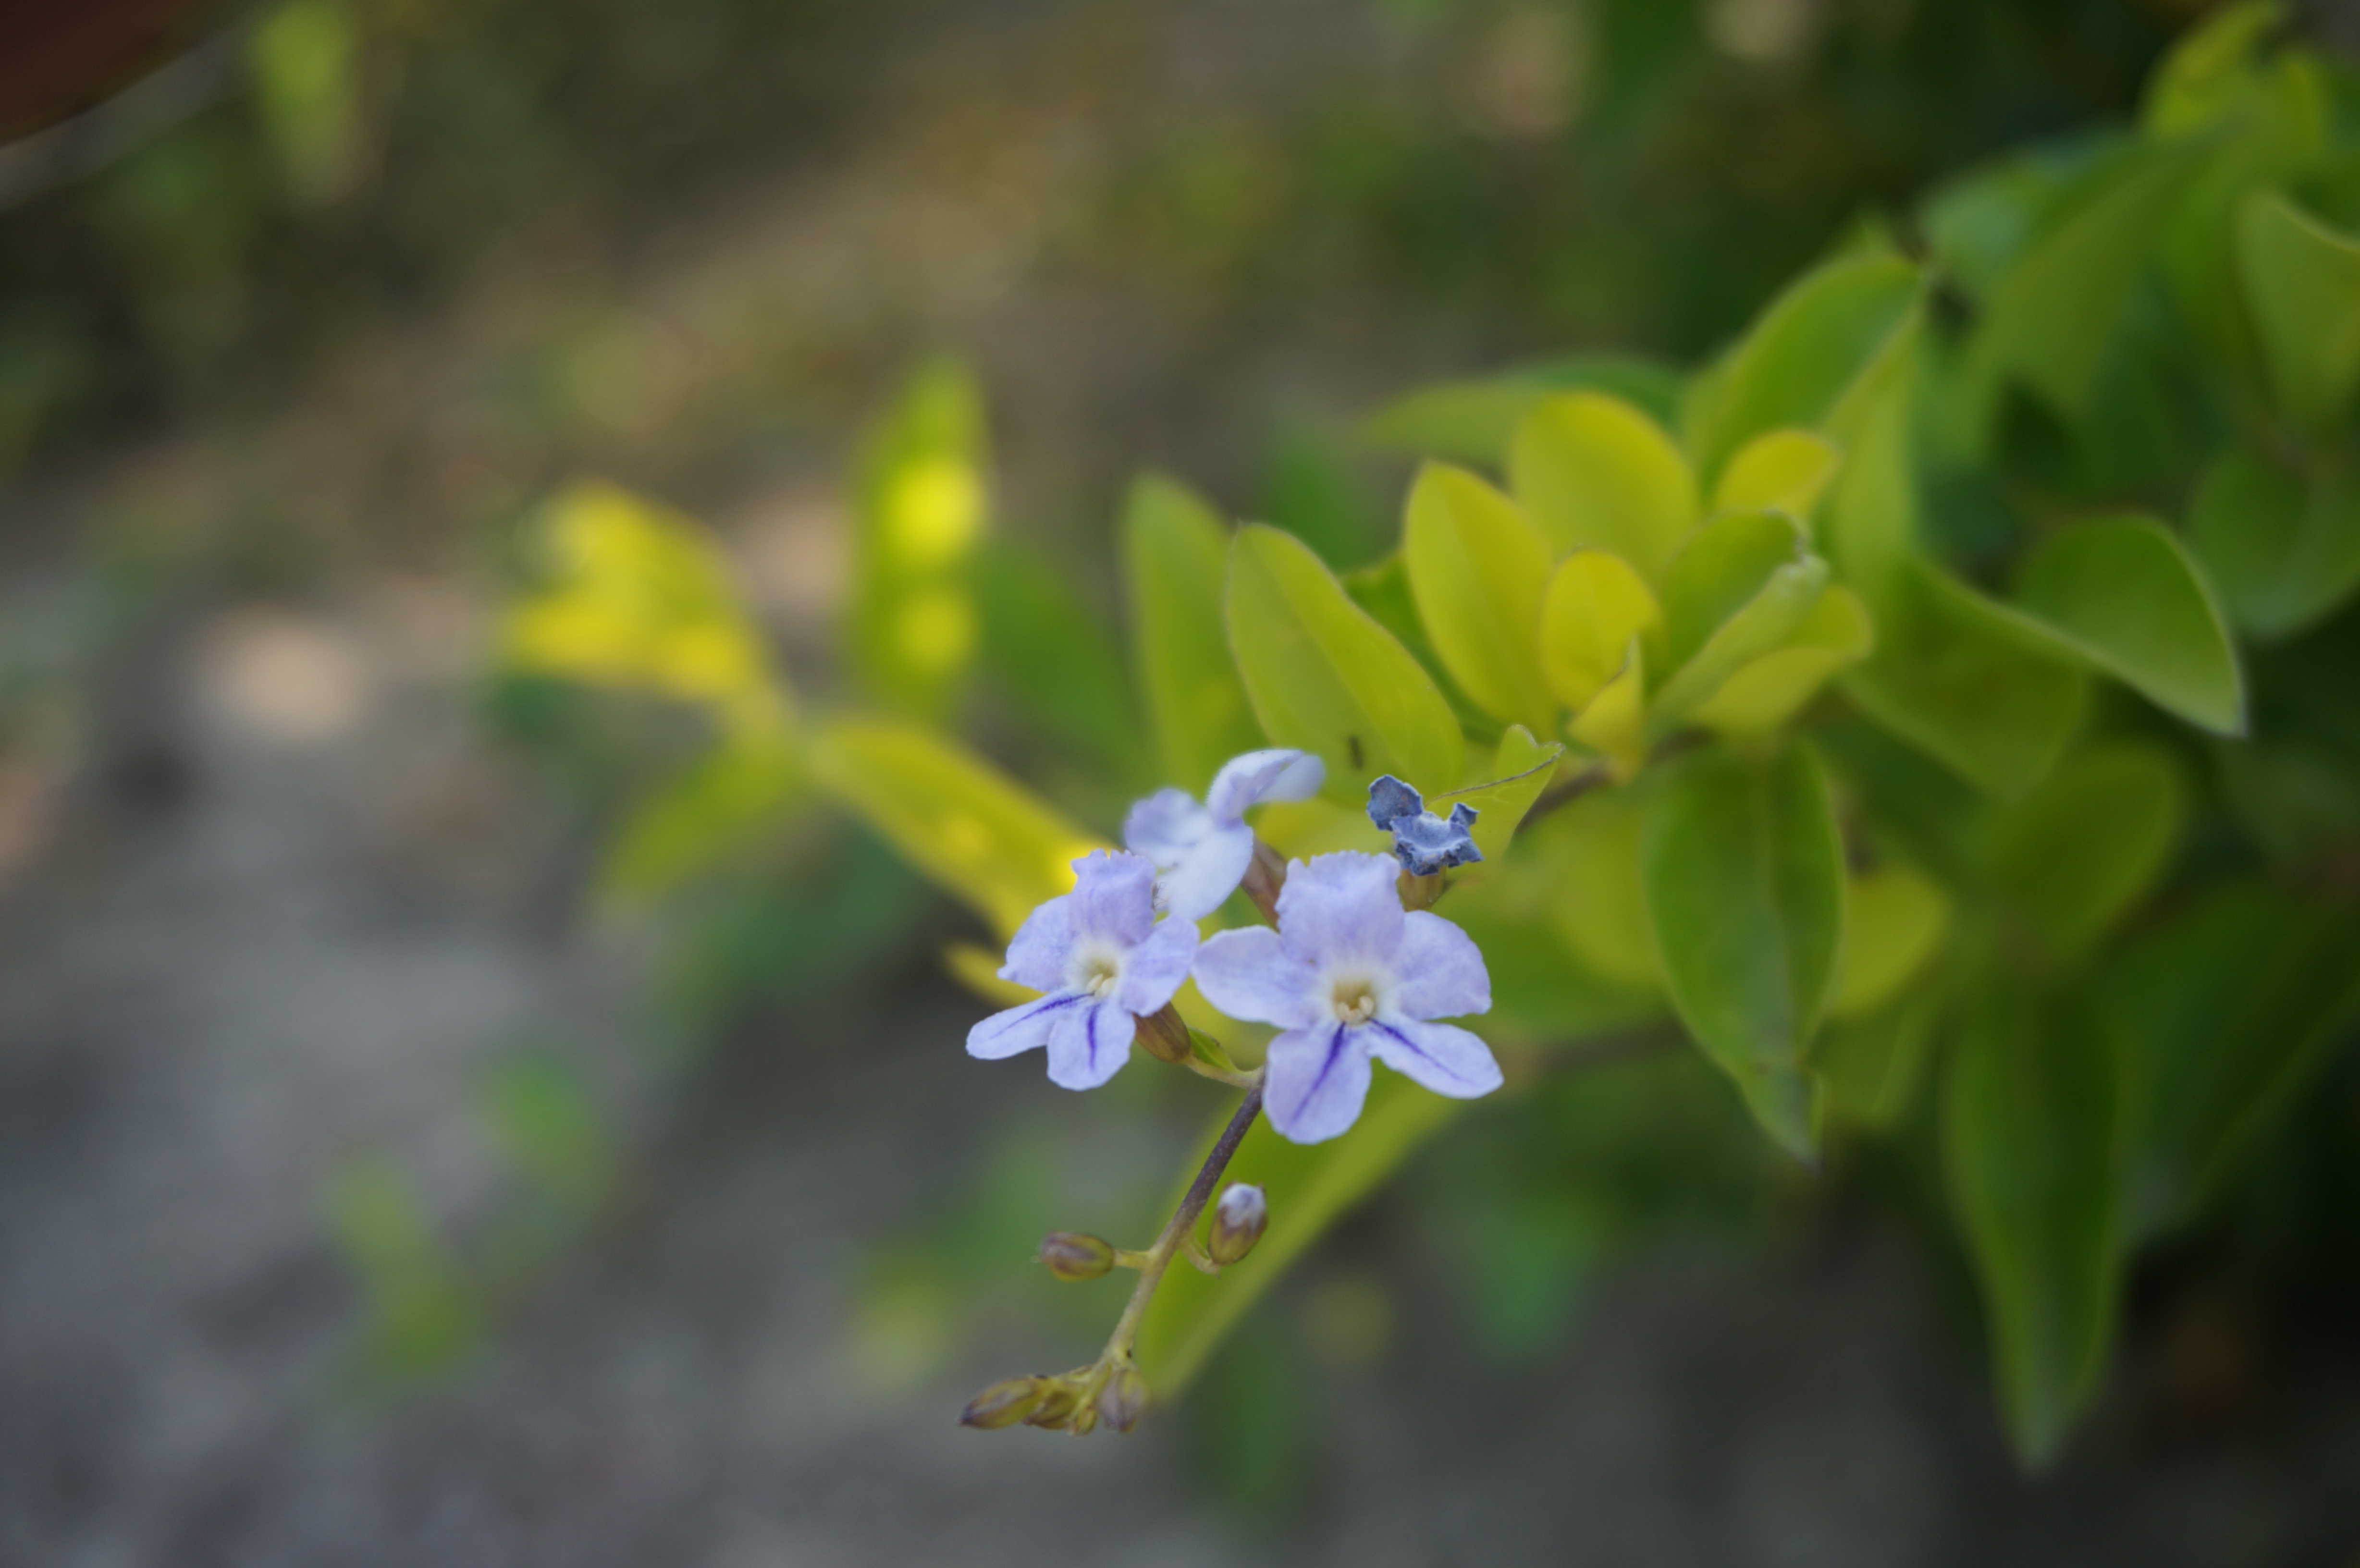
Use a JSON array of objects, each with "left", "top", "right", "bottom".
[
  {"left": 1226, "top": 524, "right": 1466, "bottom": 801},
  {"left": 1540, "top": 791, "right": 1659, "bottom": 989},
  {"left": 1826, "top": 865, "right": 1951, "bottom": 1020},
  {"left": 1402, "top": 464, "right": 1557, "bottom": 731},
  {"left": 2012, "top": 514, "right": 2245, "bottom": 736},
  {"left": 1538, "top": 550, "right": 1664, "bottom": 714},
  {"left": 1641, "top": 745, "right": 1845, "bottom": 1156},
  {"left": 808, "top": 717, "right": 1101, "bottom": 938},
  {"left": 1360, "top": 355, "right": 1686, "bottom": 465},
  {"left": 1570, "top": 645, "right": 1649, "bottom": 778},
  {"left": 1440, "top": 724, "right": 1564, "bottom": 867},
  {"left": 1711, "top": 429, "right": 1842, "bottom": 527},
  {"left": 1689, "top": 585, "right": 1872, "bottom": 740},
  {"left": 1509, "top": 392, "right": 1697, "bottom": 577},
  {"left": 1648, "top": 511, "right": 1830, "bottom": 735},
  {"left": 1942, "top": 989, "right": 2126, "bottom": 1467}
]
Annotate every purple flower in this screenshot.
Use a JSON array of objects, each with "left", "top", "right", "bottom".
[
  {"left": 1366, "top": 774, "right": 1482, "bottom": 877},
  {"left": 1122, "top": 749, "right": 1326, "bottom": 919},
  {"left": 1192, "top": 851, "right": 1500, "bottom": 1143},
  {"left": 967, "top": 849, "right": 1199, "bottom": 1090}
]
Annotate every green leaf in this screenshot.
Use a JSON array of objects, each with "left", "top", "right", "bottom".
[
  {"left": 1641, "top": 745, "right": 1846, "bottom": 1157},
  {"left": 1538, "top": 550, "right": 1665, "bottom": 714},
  {"left": 2188, "top": 448, "right": 2360, "bottom": 640},
  {"left": 1135, "top": 1076, "right": 1462, "bottom": 1396},
  {"left": 809, "top": 717, "right": 1101, "bottom": 938},
  {"left": 1987, "top": 739, "right": 2188, "bottom": 964},
  {"left": 1508, "top": 392, "right": 1698, "bottom": 577},
  {"left": 1688, "top": 584, "right": 1873, "bottom": 740},
  {"left": 1226, "top": 524, "right": 1466, "bottom": 801},
  {"left": 976, "top": 541, "right": 1140, "bottom": 778},
  {"left": 1960, "top": 144, "right": 2191, "bottom": 432},
  {"left": 1843, "top": 563, "right": 2088, "bottom": 799},
  {"left": 847, "top": 359, "right": 991, "bottom": 721},
  {"left": 1360, "top": 355, "right": 1686, "bottom": 465},
  {"left": 1710, "top": 429, "right": 1843, "bottom": 527},
  {"left": 2235, "top": 188, "right": 2360, "bottom": 427},
  {"left": 2105, "top": 883, "right": 2360, "bottom": 1235},
  {"left": 1402, "top": 464, "right": 1557, "bottom": 731},
  {"left": 1683, "top": 251, "right": 1923, "bottom": 488},
  {"left": 1540, "top": 791, "right": 1660, "bottom": 988},
  {"left": 2012, "top": 514, "right": 2245, "bottom": 736},
  {"left": 1813, "top": 991, "right": 1943, "bottom": 1136},
  {"left": 2140, "top": 1, "right": 2290, "bottom": 138},
  {"left": 598, "top": 735, "right": 803, "bottom": 905},
  {"left": 1122, "top": 475, "right": 1265, "bottom": 794},
  {"left": 1941, "top": 989, "right": 2126, "bottom": 1467},
  {"left": 1826, "top": 865, "right": 1950, "bottom": 1019},
  {"left": 1648, "top": 511, "right": 1831, "bottom": 735},
  {"left": 1441, "top": 725, "right": 1565, "bottom": 867}
]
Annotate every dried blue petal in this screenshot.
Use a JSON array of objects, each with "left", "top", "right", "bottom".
[
  {"left": 1389, "top": 801, "right": 1482, "bottom": 876},
  {"left": 1366, "top": 774, "right": 1423, "bottom": 831}
]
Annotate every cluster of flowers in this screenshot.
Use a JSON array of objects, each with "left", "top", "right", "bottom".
[{"left": 966, "top": 749, "right": 1501, "bottom": 1143}]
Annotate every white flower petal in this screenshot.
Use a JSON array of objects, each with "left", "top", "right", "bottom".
[
  {"left": 1206, "top": 748, "right": 1325, "bottom": 824},
  {"left": 1264, "top": 1023, "right": 1374, "bottom": 1144},
  {"left": 1069, "top": 848, "right": 1157, "bottom": 946},
  {"left": 1275, "top": 851, "right": 1404, "bottom": 968},
  {"left": 1192, "top": 926, "right": 1322, "bottom": 1029},
  {"left": 1122, "top": 787, "right": 1211, "bottom": 866},
  {"left": 997, "top": 893, "right": 1076, "bottom": 992},
  {"left": 1157, "top": 823, "right": 1254, "bottom": 920},
  {"left": 1045, "top": 995, "right": 1134, "bottom": 1090},
  {"left": 1116, "top": 917, "right": 1199, "bottom": 1017},
  {"left": 1368, "top": 1017, "right": 1502, "bottom": 1100},
  {"left": 1390, "top": 910, "right": 1492, "bottom": 1020},
  {"left": 967, "top": 992, "right": 1087, "bottom": 1060}
]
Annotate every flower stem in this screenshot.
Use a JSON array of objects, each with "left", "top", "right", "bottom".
[{"left": 1099, "top": 1077, "right": 1265, "bottom": 1367}]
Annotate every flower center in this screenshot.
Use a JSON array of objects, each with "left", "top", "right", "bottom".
[
  {"left": 1074, "top": 945, "right": 1124, "bottom": 998},
  {"left": 1329, "top": 976, "right": 1379, "bottom": 1026}
]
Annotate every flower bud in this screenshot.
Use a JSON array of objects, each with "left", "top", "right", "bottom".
[
  {"left": 959, "top": 1375, "right": 1045, "bottom": 1429},
  {"left": 1036, "top": 1231, "right": 1116, "bottom": 1281},
  {"left": 1207, "top": 1182, "right": 1267, "bottom": 1265},
  {"left": 1021, "top": 1376, "right": 1083, "bottom": 1429},
  {"left": 1135, "top": 1004, "right": 1192, "bottom": 1065},
  {"left": 1098, "top": 1364, "right": 1148, "bottom": 1433}
]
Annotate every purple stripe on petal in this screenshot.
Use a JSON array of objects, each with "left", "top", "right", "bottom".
[
  {"left": 1368, "top": 1017, "right": 1502, "bottom": 1100},
  {"left": 1045, "top": 997, "right": 1133, "bottom": 1090},
  {"left": 1264, "top": 1022, "right": 1373, "bottom": 1144},
  {"left": 967, "top": 991, "right": 1085, "bottom": 1060}
]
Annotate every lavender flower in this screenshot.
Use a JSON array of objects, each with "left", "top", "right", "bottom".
[
  {"left": 1122, "top": 748, "right": 1326, "bottom": 919},
  {"left": 967, "top": 849, "right": 1199, "bottom": 1090},
  {"left": 1365, "top": 774, "right": 1482, "bottom": 876},
  {"left": 1192, "top": 851, "right": 1500, "bottom": 1143}
]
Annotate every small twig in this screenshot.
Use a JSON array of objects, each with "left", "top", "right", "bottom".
[{"left": 1098, "top": 1080, "right": 1265, "bottom": 1365}]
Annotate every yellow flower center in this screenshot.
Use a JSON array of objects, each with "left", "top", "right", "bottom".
[
  {"left": 1330, "top": 976, "right": 1378, "bottom": 1026},
  {"left": 1077, "top": 948, "right": 1122, "bottom": 998}
]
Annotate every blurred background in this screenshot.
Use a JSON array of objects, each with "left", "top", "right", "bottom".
[{"left": 4, "top": 0, "right": 2358, "bottom": 1563}]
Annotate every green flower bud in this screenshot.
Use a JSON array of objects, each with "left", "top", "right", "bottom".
[
  {"left": 1037, "top": 1231, "right": 1116, "bottom": 1281},
  {"left": 1207, "top": 1182, "right": 1267, "bottom": 1265},
  {"left": 1022, "top": 1376, "right": 1083, "bottom": 1429},
  {"left": 959, "top": 1375, "right": 1045, "bottom": 1429},
  {"left": 1098, "top": 1364, "right": 1148, "bottom": 1433}
]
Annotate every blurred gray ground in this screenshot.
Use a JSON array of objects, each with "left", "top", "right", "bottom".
[{"left": 3, "top": 0, "right": 2360, "bottom": 1563}]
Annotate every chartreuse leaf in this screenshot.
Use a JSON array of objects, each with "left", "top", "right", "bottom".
[
  {"left": 1135, "top": 1075, "right": 1461, "bottom": 1396},
  {"left": 1442, "top": 725, "right": 1565, "bottom": 866},
  {"left": 2012, "top": 515, "right": 2245, "bottom": 736},
  {"left": 808, "top": 717, "right": 1101, "bottom": 939},
  {"left": 1227, "top": 525, "right": 1466, "bottom": 801},
  {"left": 1826, "top": 866, "right": 1950, "bottom": 1019},
  {"left": 1648, "top": 512, "right": 1831, "bottom": 736},
  {"left": 503, "top": 481, "right": 790, "bottom": 736},
  {"left": 599, "top": 735, "right": 802, "bottom": 905},
  {"left": 1961, "top": 143, "right": 2190, "bottom": 432},
  {"left": 1813, "top": 992, "right": 1943, "bottom": 1135},
  {"left": 2105, "top": 883, "right": 2360, "bottom": 1236},
  {"left": 2189, "top": 448, "right": 2360, "bottom": 639},
  {"left": 1508, "top": 392, "right": 1697, "bottom": 577},
  {"left": 1362, "top": 355, "right": 1686, "bottom": 465},
  {"left": 1570, "top": 647, "right": 1649, "bottom": 778},
  {"left": 1689, "top": 586, "right": 1872, "bottom": 740},
  {"left": 1819, "top": 367, "right": 1916, "bottom": 605},
  {"left": 1540, "top": 791, "right": 1659, "bottom": 988},
  {"left": 1683, "top": 251, "right": 1922, "bottom": 487},
  {"left": 848, "top": 359, "right": 990, "bottom": 721},
  {"left": 1987, "top": 739, "right": 2188, "bottom": 964},
  {"left": 1402, "top": 464, "right": 1557, "bottom": 731},
  {"left": 1641, "top": 745, "right": 1845, "bottom": 1157},
  {"left": 1538, "top": 551, "right": 1664, "bottom": 712},
  {"left": 1711, "top": 429, "right": 1843, "bottom": 528},
  {"left": 2236, "top": 188, "right": 2360, "bottom": 427},
  {"left": 1844, "top": 563, "right": 2087, "bottom": 799},
  {"left": 1942, "top": 989, "right": 2126, "bottom": 1467},
  {"left": 1123, "top": 474, "right": 1264, "bottom": 794}
]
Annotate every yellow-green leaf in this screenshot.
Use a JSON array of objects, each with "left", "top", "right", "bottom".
[
  {"left": 1402, "top": 464, "right": 1557, "bottom": 731},
  {"left": 1508, "top": 392, "right": 1698, "bottom": 578},
  {"left": 1649, "top": 511, "right": 1831, "bottom": 735},
  {"left": 1538, "top": 550, "right": 1664, "bottom": 712},
  {"left": 1226, "top": 524, "right": 1466, "bottom": 801},
  {"left": 1826, "top": 865, "right": 1951, "bottom": 1019},
  {"left": 1540, "top": 791, "right": 1659, "bottom": 988},
  {"left": 1123, "top": 474, "right": 1265, "bottom": 794},
  {"left": 2235, "top": 188, "right": 2360, "bottom": 428},
  {"left": 1711, "top": 429, "right": 1843, "bottom": 527},
  {"left": 1689, "top": 584, "right": 1873, "bottom": 739},
  {"left": 1440, "top": 725, "right": 1564, "bottom": 866},
  {"left": 808, "top": 717, "right": 1101, "bottom": 938}
]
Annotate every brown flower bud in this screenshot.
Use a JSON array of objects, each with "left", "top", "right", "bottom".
[
  {"left": 1207, "top": 1182, "right": 1267, "bottom": 1266},
  {"left": 1036, "top": 1231, "right": 1116, "bottom": 1282},
  {"left": 1021, "top": 1377, "right": 1083, "bottom": 1429},
  {"left": 1136, "top": 1004, "right": 1192, "bottom": 1065},
  {"left": 1098, "top": 1364, "right": 1148, "bottom": 1433},
  {"left": 959, "top": 1375, "right": 1045, "bottom": 1430}
]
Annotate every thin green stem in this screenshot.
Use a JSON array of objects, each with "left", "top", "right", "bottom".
[{"left": 1100, "top": 1078, "right": 1265, "bottom": 1365}]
